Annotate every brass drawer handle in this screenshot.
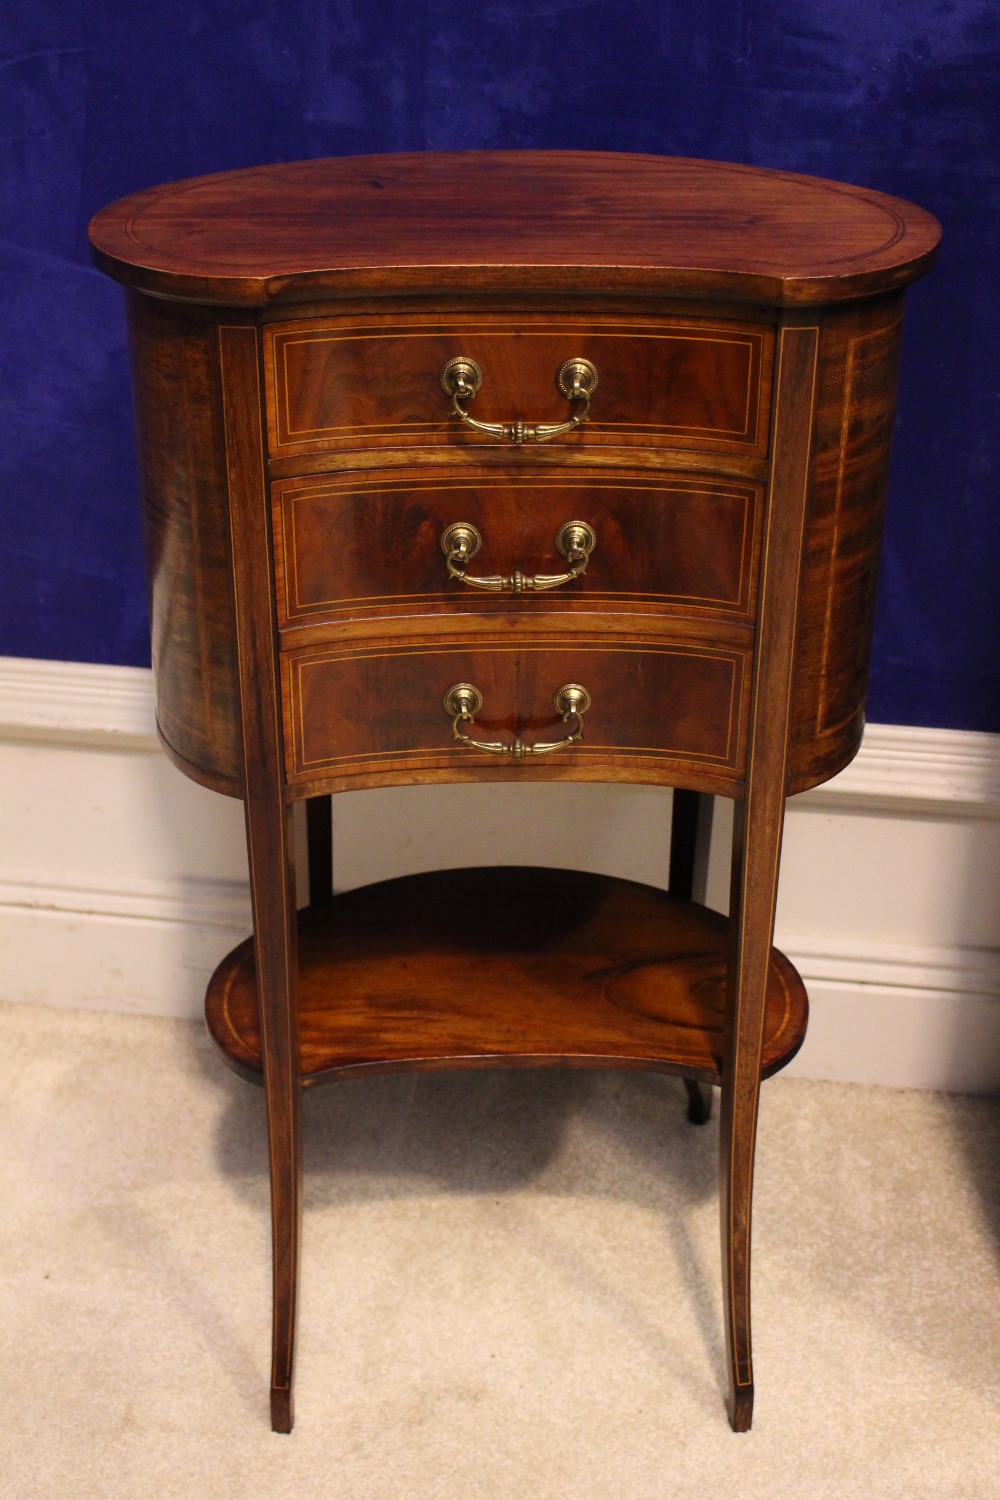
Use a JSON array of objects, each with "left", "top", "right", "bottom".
[
  {"left": 443, "top": 682, "right": 591, "bottom": 761},
  {"left": 440, "top": 356, "right": 597, "bottom": 444},
  {"left": 440, "top": 520, "right": 596, "bottom": 594}
]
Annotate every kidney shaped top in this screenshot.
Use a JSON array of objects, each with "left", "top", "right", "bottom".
[{"left": 88, "top": 150, "right": 940, "bottom": 309}]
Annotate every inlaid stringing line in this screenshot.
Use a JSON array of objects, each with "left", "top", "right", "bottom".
[{"left": 728, "top": 322, "right": 818, "bottom": 1388}]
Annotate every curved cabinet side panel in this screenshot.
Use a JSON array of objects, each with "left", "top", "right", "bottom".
[
  {"left": 789, "top": 294, "right": 904, "bottom": 793},
  {"left": 127, "top": 293, "right": 243, "bottom": 794}
]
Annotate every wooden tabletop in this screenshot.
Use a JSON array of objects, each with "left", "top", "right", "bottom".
[{"left": 89, "top": 150, "right": 940, "bottom": 308}]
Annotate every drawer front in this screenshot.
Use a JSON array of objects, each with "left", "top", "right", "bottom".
[
  {"left": 273, "top": 468, "right": 762, "bottom": 635},
  {"left": 264, "top": 313, "right": 772, "bottom": 460},
  {"left": 282, "top": 635, "right": 749, "bottom": 787}
]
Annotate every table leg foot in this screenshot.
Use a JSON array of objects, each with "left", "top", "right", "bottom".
[
  {"left": 683, "top": 1077, "right": 713, "bottom": 1124},
  {"left": 726, "top": 1381, "right": 754, "bottom": 1432},
  {"left": 271, "top": 1384, "right": 294, "bottom": 1433}
]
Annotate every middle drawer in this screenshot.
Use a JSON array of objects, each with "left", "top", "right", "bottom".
[{"left": 272, "top": 467, "right": 762, "bottom": 637}]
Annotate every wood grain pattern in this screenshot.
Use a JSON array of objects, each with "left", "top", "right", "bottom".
[
  {"left": 281, "top": 635, "right": 750, "bottom": 787},
  {"left": 273, "top": 468, "right": 761, "bottom": 634},
  {"left": 218, "top": 324, "right": 302, "bottom": 1433},
  {"left": 264, "top": 313, "right": 771, "bottom": 458},
  {"left": 126, "top": 293, "right": 242, "bottom": 794},
  {"left": 120, "top": 286, "right": 915, "bottom": 801},
  {"left": 89, "top": 151, "right": 940, "bottom": 307},
  {"left": 720, "top": 319, "right": 819, "bottom": 1431},
  {"left": 265, "top": 433, "right": 769, "bottom": 485},
  {"left": 205, "top": 869, "right": 808, "bottom": 1085},
  {"left": 787, "top": 292, "right": 907, "bottom": 791},
  {"left": 90, "top": 152, "right": 938, "bottom": 1434}
]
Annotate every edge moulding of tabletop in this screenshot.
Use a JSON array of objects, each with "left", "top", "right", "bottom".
[{"left": 87, "top": 151, "right": 941, "bottom": 1435}]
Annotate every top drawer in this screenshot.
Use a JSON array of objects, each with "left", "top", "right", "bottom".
[{"left": 263, "top": 312, "right": 773, "bottom": 462}]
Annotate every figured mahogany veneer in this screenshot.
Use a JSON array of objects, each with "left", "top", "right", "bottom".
[
  {"left": 206, "top": 869, "right": 807, "bottom": 1086},
  {"left": 89, "top": 150, "right": 939, "bottom": 306},
  {"left": 89, "top": 151, "right": 940, "bottom": 1436},
  {"left": 121, "top": 288, "right": 918, "bottom": 800},
  {"left": 264, "top": 312, "right": 771, "bottom": 459},
  {"left": 273, "top": 468, "right": 761, "bottom": 635},
  {"left": 282, "top": 634, "right": 749, "bottom": 792}
]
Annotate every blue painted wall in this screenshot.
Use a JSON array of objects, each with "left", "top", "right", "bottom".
[{"left": 2, "top": 2, "right": 998, "bottom": 729}]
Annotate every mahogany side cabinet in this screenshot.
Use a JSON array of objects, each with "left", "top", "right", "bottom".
[{"left": 89, "top": 152, "right": 939, "bottom": 1432}]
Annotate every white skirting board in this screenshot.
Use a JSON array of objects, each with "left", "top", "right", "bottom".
[{"left": 2, "top": 654, "right": 999, "bottom": 1093}]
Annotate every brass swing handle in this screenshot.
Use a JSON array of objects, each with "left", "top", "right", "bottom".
[
  {"left": 441, "top": 520, "right": 597, "bottom": 594},
  {"left": 440, "top": 356, "right": 598, "bottom": 444},
  {"left": 444, "top": 682, "right": 591, "bottom": 761}
]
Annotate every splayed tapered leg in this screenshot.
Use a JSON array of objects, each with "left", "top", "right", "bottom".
[
  {"left": 717, "top": 319, "right": 819, "bottom": 1431},
  {"left": 220, "top": 324, "right": 304, "bottom": 1433}
]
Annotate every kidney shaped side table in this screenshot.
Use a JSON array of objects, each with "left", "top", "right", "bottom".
[{"left": 89, "top": 152, "right": 939, "bottom": 1432}]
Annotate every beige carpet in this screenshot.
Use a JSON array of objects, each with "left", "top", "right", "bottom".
[{"left": 1, "top": 999, "right": 998, "bottom": 1499}]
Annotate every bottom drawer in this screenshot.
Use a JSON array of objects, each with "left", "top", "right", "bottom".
[{"left": 282, "top": 635, "right": 749, "bottom": 792}]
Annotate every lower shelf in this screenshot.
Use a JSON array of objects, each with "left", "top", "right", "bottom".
[{"left": 206, "top": 867, "right": 808, "bottom": 1086}]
